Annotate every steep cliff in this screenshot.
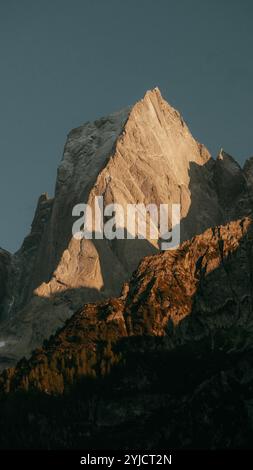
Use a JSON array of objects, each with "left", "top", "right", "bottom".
[
  {"left": 0, "top": 88, "right": 253, "bottom": 368},
  {"left": 0, "top": 249, "right": 11, "bottom": 317}
]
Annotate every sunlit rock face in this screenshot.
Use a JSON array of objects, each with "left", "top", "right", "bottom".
[
  {"left": 0, "top": 88, "right": 253, "bottom": 367},
  {"left": 18, "top": 88, "right": 217, "bottom": 302}
]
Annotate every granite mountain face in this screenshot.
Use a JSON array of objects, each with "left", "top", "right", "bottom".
[{"left": 0, "top": 87, "right": 253, "bottom": 371}]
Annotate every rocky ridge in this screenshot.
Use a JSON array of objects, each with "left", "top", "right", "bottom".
[
  {"left": 1, "top": 216, "right": 253, "bottom": 395},
  {"left": 0, "top": 218, "right": 253, "bottom": 448}
]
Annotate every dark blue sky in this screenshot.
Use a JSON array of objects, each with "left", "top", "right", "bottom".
[{"left": 1, "top": 0, "right": 253, "bottom": 252}]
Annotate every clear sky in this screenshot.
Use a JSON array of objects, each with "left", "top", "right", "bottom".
[{"left": 1, "top": 0, "right": 253, "bottom": 252}]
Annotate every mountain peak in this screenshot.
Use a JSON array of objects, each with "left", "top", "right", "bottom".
[{"left": 0, "top": 90, "right": 253, "bottom": 369}]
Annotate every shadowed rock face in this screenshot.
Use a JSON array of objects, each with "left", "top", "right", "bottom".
[
  {"left": 0, "top": 218, "right": 253, "bottom": 449},
  {"left": 0, "top": 88, "right": 253, "bottom": 367},
  {"left": 0, "top": 249, "right": 11, "bottom": 311}
]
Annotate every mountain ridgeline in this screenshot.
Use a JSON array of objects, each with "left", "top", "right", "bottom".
[
  {"left": 0, "top": 88, "right": 253, "bottom": 448},
  {"left": 1, "top": 88, "right": 253, "bottom": 368}
]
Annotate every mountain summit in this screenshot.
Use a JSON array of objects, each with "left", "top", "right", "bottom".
[{"left": 0, "top": 88, "right": 253, "bottom": 368}]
